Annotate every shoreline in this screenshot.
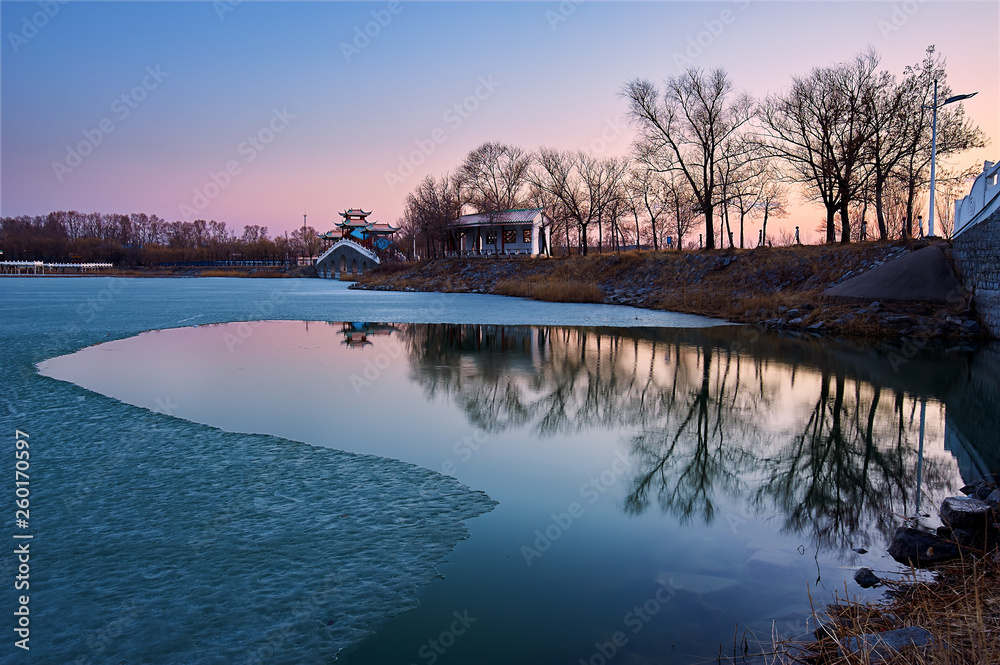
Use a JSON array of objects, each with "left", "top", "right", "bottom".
[
  {"left": 352, "top": 240, "right": 988, "bottom": 342},
  {"left": 0, "top": 265, "right": 314, "bottom": 278}
]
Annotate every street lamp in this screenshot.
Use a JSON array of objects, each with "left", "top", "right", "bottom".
[{"left": 925, "top": 81, "right": 977, "bottom": 238}]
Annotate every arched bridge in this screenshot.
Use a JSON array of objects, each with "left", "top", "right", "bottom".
[{"left": 315, "top": 239, "right": 379, "bottom": 279}]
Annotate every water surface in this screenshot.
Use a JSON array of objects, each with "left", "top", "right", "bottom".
[{"left": 37, "top": 306, "right": 998, "bottom": 663}]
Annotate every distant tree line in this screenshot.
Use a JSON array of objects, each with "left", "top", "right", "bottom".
[
  {"left": 0, "top": 211, "right": 325, "bottom": 264},
  {"left": 400, "top": 45, "right": 984, "bottom": 256}
]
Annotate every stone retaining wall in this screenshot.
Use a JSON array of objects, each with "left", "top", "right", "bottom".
[{"left": 954, "top": 208, "right": 1000, "bottom": 338}]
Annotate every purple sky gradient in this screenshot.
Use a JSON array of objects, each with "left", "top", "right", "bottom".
[{"left": 2, "top": 1, "right": 997, "bottom": 241}]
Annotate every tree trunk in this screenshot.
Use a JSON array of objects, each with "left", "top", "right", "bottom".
[
  {"left": 704, "top": 204, "right": 716, "bottom": 250},
  {"left": 762, "top": 208, "right": 769, "bottom": 246},
  {"left": 739, "top": 211, "right": 746, "bottom": 249},
  {"left": 874, "top": 175, "right": 888, "bottom": 240},
  {"left": 724, "top": 206, "right": 734, "bottom": 248},
  {"left": 674, "top": 195, "right": 683, "bottom": 251},
  {"left": 904, "top": 175, "right": 916, "bottom": 239},
  {"left": 826, "top": 206, "right": 837, "bottom": 243},
  {"left": 839, "top": 198, "right": 851, "bottom": 244},
  {"left": 580, "top": 222, "right": 588, "bottom": 256}
]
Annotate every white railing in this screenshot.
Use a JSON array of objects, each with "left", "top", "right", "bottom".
[
  {"left": 0, "top": 261, "right": 113, "bottom": 274},
  {"left": 954, "top": 160, "right": 1000, "bottom": 237},
  {"left": 315, "top": 238, "right": 380, "bottom": 266}
]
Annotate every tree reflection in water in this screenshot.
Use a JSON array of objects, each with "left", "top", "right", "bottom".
[{"left": 401, "top": 324, "right": 967, "bottom": 552}]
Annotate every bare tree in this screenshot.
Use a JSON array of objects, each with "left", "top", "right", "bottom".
[
  {"left": 531, "top": 149, "right": 627, "bottom": 255},
  {"left": 403, "top": 174, "right": 462, "bottom": 258},
  {"left": 456, "top": 142, "right": 532, "bottom": 214},
  {"left": 894, "top": 46, "right": 986, "bottom": 237},
  {"left": 625, "top": 167, "right": 669, "bottom": 251},
  {"left": 666, "top": 175, "right": 698, "bottom": 251},
  {"left": 759, "top": 50, "right": 881, "bottom": 244},
  {"left": 756, "top": 181, "right": 788, "bottom": 246},
  {"left": 623, "top": 68, "right": 754, "bottom": 249}
]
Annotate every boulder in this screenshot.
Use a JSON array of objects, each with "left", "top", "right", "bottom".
[
  {"left": 887, "top": 526, "right": 960, "bottom": 568},
  {"left": 853, "top": 567, "right": 881, "bottom": 589},
  {"left": 940, "top": 496, "right": 993, "bottom": 530},
  {"left": 959, "top": 480, "right": 996, "bottom": 500}
]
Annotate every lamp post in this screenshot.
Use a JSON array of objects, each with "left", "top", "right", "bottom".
[{"left": 926, "top": 81, "right": 977, "bottom": 238}]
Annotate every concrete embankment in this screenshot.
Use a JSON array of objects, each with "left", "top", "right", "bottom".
[{"left": 954, "top": 206, "right": 1000, "bottom": 337}]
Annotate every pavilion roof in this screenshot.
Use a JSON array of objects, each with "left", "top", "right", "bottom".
[
  {"left": 340, "top": 208, "right": 372, "bottom": 218},
  {"left": 450, "top": 208, "right": 546, "bottom": 227},
  {"left": 366, "top": 222, "right": 399, "bottom": 234},
  {"left": 338, "top": 219, "right": 369, "bottom": 228}
]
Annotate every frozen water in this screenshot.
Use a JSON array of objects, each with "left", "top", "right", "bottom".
[
  {"left": 4, "top": 278, "right": 983, "bottom": 665},
  {"left": 0, "top": 278, "right": 512, "bottom": 665}
]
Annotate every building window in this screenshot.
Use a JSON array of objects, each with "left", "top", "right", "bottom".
[
  {"left": 523, "top": 228, "right": 532, "bottom": 244},
  {"left": 503, "top": 229, "right": 516, "bottom": 244},
  {"left": 485, "top": 230, "right": 497, "bottom": 245}
]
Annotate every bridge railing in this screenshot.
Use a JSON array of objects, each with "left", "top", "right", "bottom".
[
  {"left": 315, "top": 238, "right": 380, "bottom": 266},
  {"left": 955, "top": 160, "right": 1000, "bottom": 237}
]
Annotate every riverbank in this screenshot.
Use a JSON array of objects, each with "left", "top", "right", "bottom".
[
  {"left": 781, "top": 479, "right": 1000, "bottom": 664},
  {"left": 354, "top": 240, "right": 986, "bottom": 341}
]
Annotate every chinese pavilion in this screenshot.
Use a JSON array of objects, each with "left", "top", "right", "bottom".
[{"left": 319, "top": 208, "right": 399, "bottom": 252}]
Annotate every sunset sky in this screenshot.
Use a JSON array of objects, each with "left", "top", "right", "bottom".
[{"left": 2, "top": 1, "right": 997, "bottom": 241}]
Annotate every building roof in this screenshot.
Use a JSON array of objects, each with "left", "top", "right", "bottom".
[
  {"left": 338, "top": 219, "right": 369, "bottom": 228},
  {"left": 366, "top": 222, "right": 399, "bottom": 234},
  {"left": 340, "top": 208, "right": 372, "bottom": 218},
  {"left": 450, "top": 208, "right": 546, "bottom": 227}
]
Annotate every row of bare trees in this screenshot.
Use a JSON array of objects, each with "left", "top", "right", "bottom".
[
  {"left": 624, "top": 46, "right": 984, "bottom": 248},
  {"left": 400, "top": 142, "right": 723, "bottom": 257},
  {"left": 401, "top": 45, "right": 984, "bottom": 256},
  {"left": 0, "top": 211, "right": 320, "bottom": 264}
]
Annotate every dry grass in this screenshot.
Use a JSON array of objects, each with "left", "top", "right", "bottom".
[
  {"left": 352, "top": 241, "right": 979, "bottom": 339},
  {"left": 198, "top": 269, "right": 289, "bottom": 278},
  {"left": 495, "top": 277, "right": 603, "bottom": 303},
  {"left": 783, "top": 554, "right": 1000, "bottom": 665}
]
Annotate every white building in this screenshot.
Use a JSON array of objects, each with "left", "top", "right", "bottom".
[{"left": 447, "top": 208, "right": 552, "bottom": 257}]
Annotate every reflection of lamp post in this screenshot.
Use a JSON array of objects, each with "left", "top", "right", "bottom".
[
  {"left": 925, "top": 81, "right": 977, "bottom": 238},
  {"left": 916, "top": 399, "right": 926, "bottom": 517}
]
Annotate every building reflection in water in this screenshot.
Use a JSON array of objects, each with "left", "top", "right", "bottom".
[{"left": 333, "top": 322, "right": 400, "bottom": 349}]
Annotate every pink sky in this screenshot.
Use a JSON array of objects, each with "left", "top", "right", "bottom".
[{"left": 2, "top": 1, "right": 997, "bottom": 243}]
